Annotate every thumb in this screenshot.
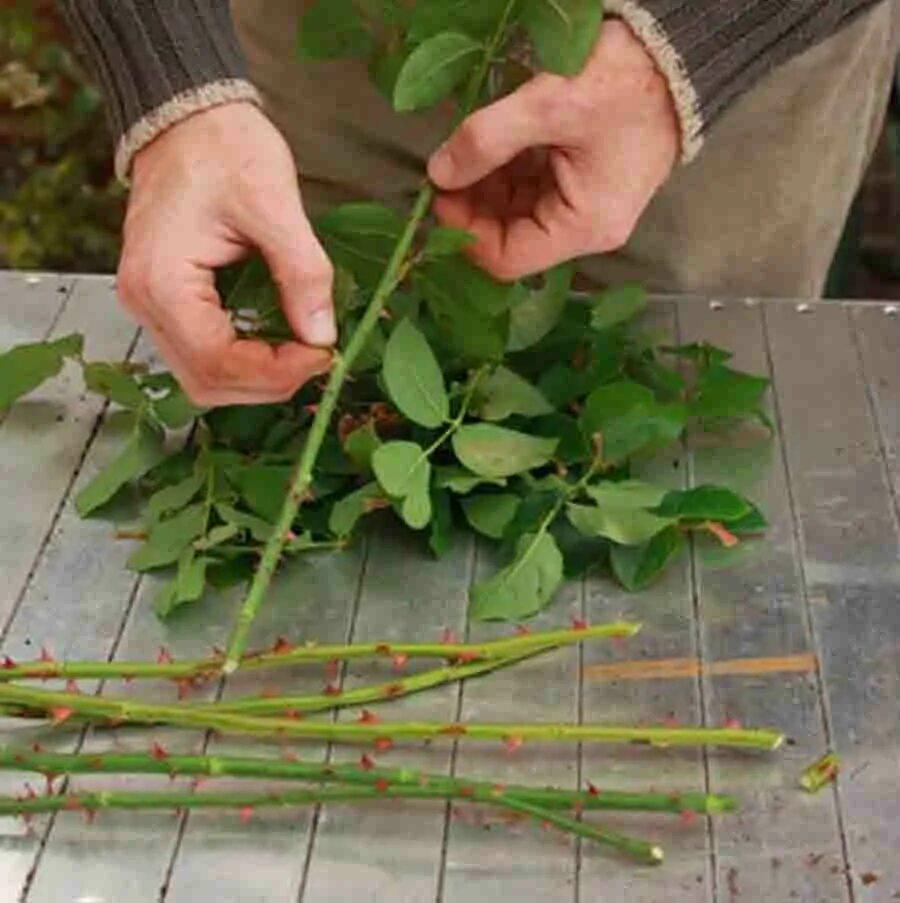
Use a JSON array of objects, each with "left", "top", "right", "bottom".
[
  {"left": 241, "top": 194, "right": 337, "bottom": 348},
  {"left": 428, "top": 79, "right": 553, "bottom": 190}
]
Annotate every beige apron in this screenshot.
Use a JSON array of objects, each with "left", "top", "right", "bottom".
[{"left": 231, "top": 1, "right": 900, "bottom": 298}]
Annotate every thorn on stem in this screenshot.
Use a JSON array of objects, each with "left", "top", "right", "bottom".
[
  {"left": 2, "top": 655, "right": 16, "bottom": 669},
  {"left": 680, "top": 810, "right": 699, "bottom": 827},
  {"left": 358, "top": 709, "right": 380, "bottom": 725},
  {"left": 374, "top": 737, "right": 393, "bottom": 752},
  {"left": 39, "top": 647, "right": 55, "bottom": 664},
  {"left": 440, "top": 628, "right": 458, "bottom": 646},
  {"left": 359, "top": 755, "right": 375, "bottom": 771},
  {"left": 271, "top": 637, "right": 294, "bottom": 656},
  {"left": 324, "top": 659, "right": 340, "bottom": 681},
  {"left": 570, "top": 617, "right": 588, "bottom": 632},
  {"left": 514, "top": 626, "right": 532, "bottom": 637},
  {"left": 587, "top": 783, "right": 601, "bottom": 797},
  {"left": 724, "top": 718, "right": 743, "bottom": 731},
  {"left": 392, "top": 653, "right": 409, "bottom": 672},
  {"left": 323, "top": 683, "right": 342, "bottom": 697},
  {"left": 503, "top": 735, "right": 524, "bottom": 754},
  {"left": 156, "top": 646, "right": 173, "bottom": 665},
  {"left": 150, "top": 742, "right": 169, "bottom": 762},
  {"left": 375, "top": 778, "right": 390, "bottom": 793},
  {"left": 50, "top": 706, "right": 73, "bottom": 725},
  {"left": 65, "top": 679, "right": 81, "bottom": 695},
  {"left": 238, "top": 806, "right": 254, "bottom": 824}
]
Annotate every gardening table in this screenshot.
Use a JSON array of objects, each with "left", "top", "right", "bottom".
[{"left": 0, "top": 270, "right": 897, "bottom": 903}]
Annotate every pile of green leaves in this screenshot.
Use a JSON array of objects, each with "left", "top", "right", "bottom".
[{"left": 0, "top": 1, "right": 773, "bottom": 624}]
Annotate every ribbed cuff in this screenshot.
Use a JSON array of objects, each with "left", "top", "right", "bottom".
[
  {"left": 60, "top": 0, "right": 260, "bottom": 181},
  {"left": 607, "top": 0, "right": 882, "bottom": 165}
]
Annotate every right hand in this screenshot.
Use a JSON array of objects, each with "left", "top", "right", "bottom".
[{"left": 117, "top": 101, "right": 335, "bottom": 407}]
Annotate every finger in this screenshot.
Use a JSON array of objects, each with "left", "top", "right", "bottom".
[
  {"left": 428, "top": 79, "right": 556, "bottom": 191},
  {"left": 233, "top": 190, "right": 337, "bottom": 348}
]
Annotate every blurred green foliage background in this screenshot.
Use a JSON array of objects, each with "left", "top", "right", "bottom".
[{"left": 0, "top": 0, "right": 122, "bottom": 273}]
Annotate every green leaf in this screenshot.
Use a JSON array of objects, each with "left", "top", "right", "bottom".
[
  {"left": 194, "top": 523, "right": 240, "bottom": 551},
  {"left": 205, "top": 405, "right": 285, "bottom": 453},
  {"left": 433, "top": 466, "right": 508, "bottom": 494},
  {"left": 422, "top": 227, "right": 476, "bottom": 259},
  {"left": 521, "top": 0, "right": 604, "bottom": 76},
  {"left": 393, "top": 31, "right": 482, "bottom": 112},
  {"left": 154, "top": 550, "right": 212, "bottom": 618},
  {"left": 221, "top": 256, "right": 292, "bottom": 340},
  {"left": 462, "top": 493, "right": 521, "bottom": 539},
  {"left": 0, "top": 332, "right": 84, "bottom": 409},
  {"left": 690, "top": 364, "right": 770, "bottom": 421},
  {"left": 584, "top": 480, "right": 669, "bottom": 510},
  {"left": 82, "top": 362, "right": 146, "bottom": 408},
  {"left": 726, "top": 503, "right": 768, "bottom": 535},
  {"left": 418, "top": 257, "right": 514, "bottom": 318},
  {"left": 652, "top": 486, "right": 753, "bottom": 523},
  {"left": 328, "top": 482, "right": 386, "bottom": 537},
  {"left": 127, "top": 503, "right": 207, "bottom": 572},
  {"left": 315, "top": 203, "right": 405, "bottom": 288},
  {"left": 590, "top": 283, "right": 647, "bottom": 331},
  {"left": 215, "top": 503, "right": 275, "bottom": 542},
  {"left": 532, "top": 413, "right": 591, "bottom": 464},
  {"left": 207, "top": 556, "right": 255, "bottom": 590},
  {"left": 297, "top": 0, "right": 375, "bottom": 60},
  {"left": 149, "top": 379, "right": 203, "bottom": 429},
  {"left": 602, "top": 402, "right": 687, "bottom": 463},
  {"left": 610, "top": 526, "right": 685, "bottom": 592},
  {"left": 580, "top": 381, "right": 655, "bottom": 436},
  {"left": 229, "top": 465, "right": 292, "bottom": 523},
  {"left": 429, "top": 489, "right": 455, "bottom": 558},
  {"left": 75, "top": 420, "right": 166, "bottom": 517},
  {"left": 473, "top": 366, "right": 554, "bottom": 421},
  {"left": 661, "top": 341, "right": 733, "bottom": 369},
  {"left": 372, "top": 441, "right": 432, "bottom": 529},
  {"left": 383, "top": 319, "right": 449, "bottom": 428},
  {"left": 566, "top": 502, "right": 674, "bottom": 546},
  {"left": 144, "top": 472, "right": 206, "bottom": 527},
  {"left": 344, "top": 421, "right": 382, "bottom": 473},
  {"left": 452, "top": 425, "right": 557, "bottom": 478},
  {"left": 508, "top": 264, "right": 572, "bottom": 352},
  {"left": 471, "top": 531, "right": 564, "bottom": 621},
  {"left": 550, "top": 518, "right": 610, "bottom": 578}
]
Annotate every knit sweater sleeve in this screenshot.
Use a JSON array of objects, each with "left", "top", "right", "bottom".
[
  {"left": 59, "top": 0, "right": 261, "bottom": 182},
  {"left": 607, "top": 0, "right": 885, "bottom": 162}
]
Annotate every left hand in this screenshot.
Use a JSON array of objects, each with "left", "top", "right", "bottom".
[{"left": 427, "top": 20, "right": 680, "bottom": 281}]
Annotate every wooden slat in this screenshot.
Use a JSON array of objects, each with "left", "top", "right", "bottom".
[
  {"left": 765, "top": 301, "right": 900, "bottom": 900},
  {"left": 678, "top": 299, "right": 850, "bottom": 903},
  {"left": 581, "top": 302, "right": 711, "bottom": 903},
  {"left": 301, "top": 522, "right": 474, "bottom": 903}
]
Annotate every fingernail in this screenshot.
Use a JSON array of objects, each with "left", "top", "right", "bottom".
[
  {"left": 429, "top": 143, "right": 452, "bottom": 185},
  {"left": 304, "top": 308, "right": 337, "bottom": 347}
]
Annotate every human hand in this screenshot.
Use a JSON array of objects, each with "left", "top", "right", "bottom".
[
  {"left": 427, "top": 21, "right": 679, "bottom": 281},
  {"left": 117, "top": 102, "right": 335, "bottom": 406}
]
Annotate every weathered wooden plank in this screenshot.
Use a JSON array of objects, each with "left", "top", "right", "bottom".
[
  {"left": 0, "top": 272, "right": 72, "bottom": 351},
  {"left": 679, "top": 299, "right": 849, "bottom": 903},
  {"left": 301, "top": 522, "right": 474, "bottom": 903},
  {"left": 765, "top": 301, "right": 900, "bottom": 900},
  {"left": 580, "top": 302, "right": 711, "bottom": 903}
]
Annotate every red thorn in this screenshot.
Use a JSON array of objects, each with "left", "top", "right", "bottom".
[
  {"left": 285, "top": 709, "right": 303, "bottom": 721},
  {"left": 30, "top": 743, "right": 43, "bottom": 754},
  {"left": 156, "top": 646, "right": 173, "bottom": 665},
  {"left": 438, "top": 725, "right": 468, "bottom": 736},
  {"left": 492, "top": 784, "right": 506, "bottom": 797},
  {"left": 83, "top": 808, "right": 97, "bottom": 825},
  {"left": 63, "top": 797, "right": 81, "bottom": 812},
  {"left": 271, "top": 636, "right": 294, "bottom": 656},
  {"left": 503, "top": 735, "right": 524, "bottom": 754},
  {"left": 359, "top": 754, "right": 375, "bottom": 771},
  {"left": 375, "top": 778, "right": 390, "bottom": 793},
  {"left": 323, "top": 683, "right": 342, "bottom": 697},
  {"left": 258, "top": 687, "right": 280, "bottom": 700},
  {"left": 24, "top": 783, "right": 37, "bottom": 800},
  {"left": 383, "top": 683, "right": 404, "bottom": 698},
  {"left": 375, "top": 644, "right": 392, "bottom": 656},
  {"left": 454, "top": 651, "right": 479, "bottom": 664},
  {"left": 514, "top": 625, "right": 532, "bottom": 637},
  {"left": 238, "top": 805, "right": 254, "bottom": 824},
  {"left": 150, "top": 741, "right": 169, "bottom": 761},
  {"left": 123, "top": 675, "right": 134, "bottom": 685},
  {"left": 324, "top": 659, "right": 340, "bottom": 681},
  {"left": 680, "top": 810, "right": 699, "bottom": 827},
  {"left": 283, "top": 530, "right": 298, "bottom": 543},
  {"left": 280, "top": 750, "right": 299, "bottom": 763},
  {"left": 44, "top": 774, "right": 57, "bottom": 795},
  {"left": 39, "top": 646, "right": 55, "bottom": 663},
  {"left": 65, "top": 679, "right": 81, "bottom": 695},
  {"left": 176, "top": 679, "right": 192, "bottom": 701},
  {"left": 392, "top": 653, "right": 409, "bottom": 672},
  {"left": 440, "top": 628, "right": 458, "bottom": 646},
  {"left": 724, "top": 717, "right": 743, "bottom": 731},
  {"left": 587, "top": 783, "right": 601, "bottom": 797},
  {"left": 358, "top": 709, "right": 380, "bottom": 725},
  {"left": 303, "top": 404, "right": 319, "bottom": 415},
  {"left": 663, "top": 713, "right": 680, "bottom": 729},
  {"left": 2, "top": 655, "right": 16, "bottom": 670},
  {"left": 189, "top": 777, "right": 206, "bottom": 792},
  {"left": 570, "top": 618, "right": 588, "bottom": 632},
  {"left": 374, "top": 737, "right": 393, "bottom": 752},
  {"left": 50, "top": 706, "right": 73, "bottom": 725},
  {"left": 460, "top": 786, "right": 475, "bottom": 798}
]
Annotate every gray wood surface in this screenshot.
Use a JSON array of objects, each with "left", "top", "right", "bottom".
[{"left": 0, "top": 272, "right": 898, "bottom": 902}]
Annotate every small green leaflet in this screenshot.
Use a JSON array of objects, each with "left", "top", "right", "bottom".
[
  {"left": 215, "top": 503, "right": 275, "bottom": 542},
  {"left": 452, "top": 425, "right": 557, "bottom": 478},
  {"left": 584, "top": 480, "right": 669, "bottom": 509},
  {"left": 154, "top": 550, "right": 213, "bottom": 618},
  {"left": 690, "top": 364, "right": 771, "bottom": 421},
  {"left": 315, "top": 203, "right": 405, "bottom": 289},
  {"left": 382, "top": 319, "right": 449, "bottom": 428},
  {"left": 590, "top": 283, "right": 647, "bottom": 331},
  {"left": 566, "top": 503, "right": 674, "bottom": 546},
  {"left": 652, "top": 486, "right": 753, "bottom": 523},
  {"left": 329, "top": 482, "right": 386, "bottom": 537},
  {"left": 393, "top": 31, "right": 482, "bottom": 113},
  {"left": 471, "top": 531, "right": 564, "bottom": 621},
  {"left": 144, "top": 472, "right": 206, "bottom": 527},
  {"left": 429, "top": 489, "right": 455, "bottom": 558},
  {"left": 508, "top": 264, "right": 572, "bottom": 352},
  {"left": 0, "top": 333, "right": 83, "bottom": 410},
  {"left": 417, "top": 257, "right": 515, "bottom": 319},
  {"left": 297, "top": 0, "right": 375, "bottom": 60},
  {"left": 433, "top": 466, "right": 508, "bottom": 494},
  {"left": 422, "top": 227, "right": 476, "bottom": 259},
  {"left": 83, "top": 362, "right": 146, "bottom": 409},
  {"left": 194, "top": 523, "right": 240, "bottom": 551},
  {"left": 344, "top": 421, "right": 382, "bottom": 472},
  {"left": 610, "top": 526, "right": 685, "bottom": 592},
  {"left": 532, "top": 413, "right": 591, "bottom": 464},
  {"left": 727, "top": 503, "right": 768, "bottom": 535},
  {"left": 521, "top": 0, "right": 605, "bottom": 76},
  {"left": 602, "top": 402, "right": 687, "bottom": 463},
  {"left": 127, "top": 503, "right": 208, "bottom": 572},
  {"left": 462, "top": 493, "right": 521, "bottom": 539},
  {"left": 372, "top": 441, "right": 432, "bottom": 529},
  {"left": 230, "top": 465, "right": 291, "bottom": 523},
  {"left": 473, "top": 366, "right": 554, "bottom": 421},
  {"left": 75, "top": 419, "right": 166, "bottom": 517},
  {"left": 580, "top": 381, "right": 655, "bottom": 436}
]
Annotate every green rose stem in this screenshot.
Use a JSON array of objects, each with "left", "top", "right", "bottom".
[
  {"left": 0, "top": 747, "right": 735, "bottom": 817},
  {"left": 0, "top": 622, "right": 640, "bottom": 684},
  {"left": 0, "top": 784, "right": 661, "bottom": 865},
  {"left": 0, "top": 683, "right": 784, "bottom": 750},
  {"left": 221, "top": 0, "right": 520, "bottom": 673}
]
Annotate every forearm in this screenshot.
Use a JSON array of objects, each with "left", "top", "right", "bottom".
[
  {"left": 59, "top": 0, "right": 261, "bottom": 181},
  {"left": 609, "top": 0, "right": 885, "bottom": 161}
]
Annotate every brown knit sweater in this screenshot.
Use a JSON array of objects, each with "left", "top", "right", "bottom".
[{"left": 60, "top": 0, "right": 885, "bottom": 181}]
